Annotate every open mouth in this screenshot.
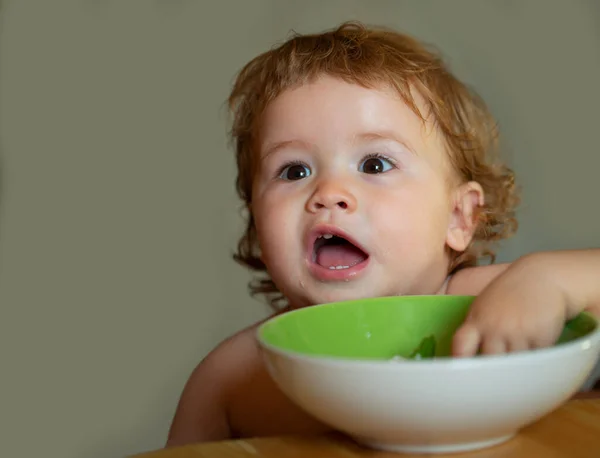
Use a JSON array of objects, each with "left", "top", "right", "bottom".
[{"left": 312, "top": 233, "right": 369, "bottom": 270}]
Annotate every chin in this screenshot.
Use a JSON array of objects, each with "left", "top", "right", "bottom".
[{"left": 301, "top": 287, "right": 387, "bottom": 307}]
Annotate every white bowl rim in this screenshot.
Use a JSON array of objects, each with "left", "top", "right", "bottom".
[{"left": 256, "top": 296, "right": 600, "bottom": 372}]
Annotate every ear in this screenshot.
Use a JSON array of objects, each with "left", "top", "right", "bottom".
[{"left": 446, "top": 181, "right": 484, "bottom": 252}]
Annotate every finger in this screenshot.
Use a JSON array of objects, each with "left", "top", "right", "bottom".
[
  {"left": 452, "top": 324, "right": 481, "bottom": 357},
  {"left": 528, "top": 324, "right": 564, "bottom": 349},
  {"left": 507, "top": 338, "right": 530, "bottom": 354},
  {"left": 529, "top": 334, "right": 558, "bottom": 350},
  {"left": 481, "top": 337, "right": 507, "bottom": 355},
  {"left": 586, "top": 305, "right": 600, "bottom": 318}
]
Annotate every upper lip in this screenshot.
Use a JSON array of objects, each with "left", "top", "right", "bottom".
[{"left": 305, "top": 223, "right": 369, "bottom": 262}]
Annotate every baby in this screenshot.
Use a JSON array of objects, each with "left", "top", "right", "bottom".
[{"left": 166, "top": 22, "right": 600, "bottom": 446}]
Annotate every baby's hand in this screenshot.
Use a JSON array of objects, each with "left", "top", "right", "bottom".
[{"left": 452, "top": 255, "right": 571, "bottom": 357}]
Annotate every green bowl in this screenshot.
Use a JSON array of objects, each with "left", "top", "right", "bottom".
[
  {"left": 259, "top": 295, "right": 597, "bottom": 360},
  {"left": 256, "top": 295, "right": 600, "bottom": 454}
]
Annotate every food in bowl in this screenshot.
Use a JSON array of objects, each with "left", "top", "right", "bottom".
[
  {"left": 257, "top": 295, "right": 600, "bottom": 453},
  {"left": 390, "top": 334, "right": 437, "bottom": 361}
]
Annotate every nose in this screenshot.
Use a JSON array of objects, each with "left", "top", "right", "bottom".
[{"left": 306, "top": 178, "right": 357, "bottom": 214}]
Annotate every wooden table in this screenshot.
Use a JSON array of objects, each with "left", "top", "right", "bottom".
[{"left": 134, "top": 398, "right": 600, "bottom": 458}]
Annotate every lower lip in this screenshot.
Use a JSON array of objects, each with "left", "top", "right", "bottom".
[{"left": 308, "top": 257, "right": 370, "bottom": 282}]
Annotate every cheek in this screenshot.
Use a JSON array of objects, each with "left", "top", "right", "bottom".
[
  {"left": 372, "top": 182, "right": 450, "bottom": 238},
  {"left": 253, "top": 192, "right": 298, "bottom": 256}
]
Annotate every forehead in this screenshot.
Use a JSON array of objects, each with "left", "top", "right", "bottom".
[{"left": 257, "top": 75, "right": 447, "bottom": 160}]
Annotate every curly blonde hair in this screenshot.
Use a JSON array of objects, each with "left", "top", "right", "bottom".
[{"left": 228, "top": 21, "right": 519, "bottom": 309}]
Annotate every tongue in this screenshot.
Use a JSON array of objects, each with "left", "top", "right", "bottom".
[{"left": 316, "top": 244, "right": 367, "bottom": 269}]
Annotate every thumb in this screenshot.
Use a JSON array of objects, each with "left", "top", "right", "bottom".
[{"left": 452, "top": 323, "right": 481, "bottom": 357}]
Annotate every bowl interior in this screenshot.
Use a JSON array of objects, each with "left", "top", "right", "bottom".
[{"left": 258, "top": 295, "right": 598, "bottom": 360}]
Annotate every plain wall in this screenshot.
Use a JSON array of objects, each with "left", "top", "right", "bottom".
[{"left": 1, "top": 1, "right": 598, "bottom": 457}]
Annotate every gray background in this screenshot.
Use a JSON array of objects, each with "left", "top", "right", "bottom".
[{"left": 1, "top": 1, "right": 598, "bottom": 457}]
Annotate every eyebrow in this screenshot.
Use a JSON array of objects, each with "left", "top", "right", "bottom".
[
  {"left": 353, "top": 131, "right": 417, "bottom": 154},
  {"left": 260, "top": 130, "right": 417, "bottom": 161},
  {"left": 260, "top": 139, "right": 315, "bottom": 161}
]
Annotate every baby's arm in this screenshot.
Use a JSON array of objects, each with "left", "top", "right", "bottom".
[
  {"left": 165, "top": 339, "right": 234, "bottom": 446},
  {"left": 451, "top": 249, "right": 600, "bottom": 357},
  {"left": 166, "top": 319, "right": 272, "bottom": 447},
  {"left": 446, "top": 262, "right": 511, "bottom": 296}
]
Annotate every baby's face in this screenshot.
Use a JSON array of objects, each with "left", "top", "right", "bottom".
[{"left": 251, "top": 75, "right": 464, "bottom": 308}]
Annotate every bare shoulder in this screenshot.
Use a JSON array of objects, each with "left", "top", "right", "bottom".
[
  {"left": 447, "top": 262, "right": 511, "bottom": 296},
  {"left": 166, "top": 318, "right": 268, "bottom": 446},
  {"left": 167, "top": 306, "right": 327, "bottom": 446}
]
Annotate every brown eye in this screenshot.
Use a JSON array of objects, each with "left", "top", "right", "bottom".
[
  {"left": 280, "top": 163, "right": 311, "bottom": 181},
  {"left": 360, "top": 156, "right": 394, "bottom": 174}
]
